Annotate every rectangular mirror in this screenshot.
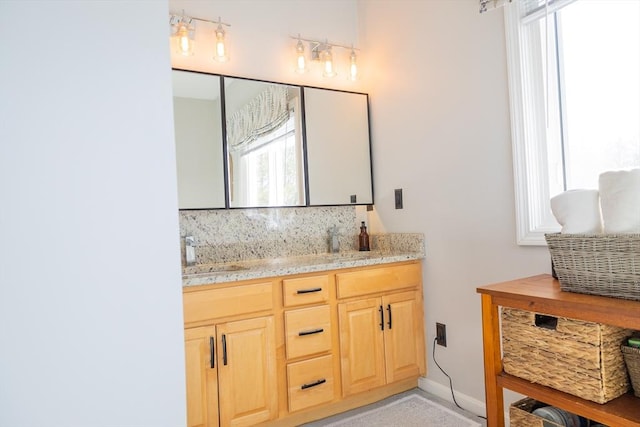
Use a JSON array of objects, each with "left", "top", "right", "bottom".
[
  {"left": 304, "top": 88, "right": 373, "bottom": 205},
  {"left": 224, "top": 77, "right": 306, "bottom": 208},
  {"left": 172, "top": 70, "right": 226, "bottom": 209}
]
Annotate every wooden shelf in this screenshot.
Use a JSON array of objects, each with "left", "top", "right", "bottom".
[
  {"left": 477, "top": 274, "right": 640, "bottom": 427},
  {"left": 498, "top": 373, "right": 640, "bottom": 427}
]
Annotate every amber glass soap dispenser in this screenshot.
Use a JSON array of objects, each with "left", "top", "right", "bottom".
[{"left": 359, "top": 221, "right": 370, "bottom": 251}]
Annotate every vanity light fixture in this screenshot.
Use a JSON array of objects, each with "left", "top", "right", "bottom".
[
  {"left": 291, "top": 35, "right": 361, "bottom": 80},
  {"left": 213, "top": 18, "right": 230, "bottom": 62},
  {"left": 170, "top": 14, "right": 195, "bottom": 56},
  {"left": 169, "top": 12, "right": 231, "bottom": 62},
  {"left": 321, "top": 47, "right": 336, "bottom": 78},
  {"left": 348, "top": 48, "right": 358, "bottom": 81},
  {"left": 294, "top": 36, "right": 307, "bottom": 74}
]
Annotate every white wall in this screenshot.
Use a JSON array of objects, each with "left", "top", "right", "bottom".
[
  {"left": 359, "top": 0, "right": 550, "bottom": 408},
  {"left": 0, "top": 2, "right": 186, "bottom": 426}
]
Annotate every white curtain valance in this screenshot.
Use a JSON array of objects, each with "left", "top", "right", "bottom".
[
  {"left": 479, "top": 0, "right": 512, "bottom": 13},
  {"left": 227, "top": 84, "right": 290, "bottom": 152}
]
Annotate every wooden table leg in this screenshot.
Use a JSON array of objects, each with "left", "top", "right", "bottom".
[{"left": 481, "top": 294, "right": 504, "bottom": 427}]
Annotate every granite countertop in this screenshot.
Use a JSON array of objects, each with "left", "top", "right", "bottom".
[{"left": 182, "top": 250, "right": 424, "bottom": 287}]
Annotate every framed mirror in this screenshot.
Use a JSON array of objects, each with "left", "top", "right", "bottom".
[
  {"left": 224, "top": 77, "right": 306, "bottom": 208},
  {"left": 172, "top": 70, "right": 226, "bottom": 209},
  {"left": 304, "top": 87, "right": 373, "bottom": 205}
]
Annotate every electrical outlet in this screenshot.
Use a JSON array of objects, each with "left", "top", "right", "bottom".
[{"left": 436, "top": 323, "right": 447, "bottom": 347}]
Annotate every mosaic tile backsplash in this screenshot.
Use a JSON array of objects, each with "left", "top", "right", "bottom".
[{"left": 178, "top": 206, "right": 424, "bottom": 266}]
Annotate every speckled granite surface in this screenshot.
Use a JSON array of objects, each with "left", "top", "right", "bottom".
[
  {"left": 182, "top": 249, "right": 424, "bottom": 286},
  {"left": 179, "top": 206, "right": 359, "bottom": 264},
  {"left": 179, "top": 206, "right": 425, "bottom": 287}
]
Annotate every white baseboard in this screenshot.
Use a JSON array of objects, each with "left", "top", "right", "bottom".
[
  {"left": 418, "top": 377, "right": 486, "bottom": 418},
  {"left": 419, "top": 377, "right": 512, "bottom": 424}
]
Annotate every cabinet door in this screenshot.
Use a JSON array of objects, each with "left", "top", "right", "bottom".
[
  {"left": 338, "top": 297, "right": 386, "bottom": 396},
  {"left": 185, "top": 326, "right": 219, "bottom": 427},
  {"left": 383, "top": 291, "right": 426, "bottom": 383},
  {"left": 217, "top": 316, "right": 278, "bottom": 427}
]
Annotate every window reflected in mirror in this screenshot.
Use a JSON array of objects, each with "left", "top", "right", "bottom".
[{"left": 224, "top": 78, "right": 306, "bottom": 208}]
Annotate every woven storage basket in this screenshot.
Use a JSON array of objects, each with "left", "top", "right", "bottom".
[
  {"left": 622, "top": 345, "right": 640, "bottom": 398},
  {"left": 509, "top": 398, "right": 564, "bottom": 427},
  {"left": 501, "top": 307, "right": 631, "bottom": 403},
  {"left": 545, "top": 233, "right": 640, "bottom": 300}
]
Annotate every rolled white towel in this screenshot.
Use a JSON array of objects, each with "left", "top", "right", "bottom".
[
  {"left": 599, "top": 168, "right": 640, "bottom": 233},
  {"left": 550, "top": 189, "right": 603, "bottom": 234}
]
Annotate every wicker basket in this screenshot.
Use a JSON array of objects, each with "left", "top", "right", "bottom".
[
  {"left": 622, "top": 345, "right": 640, "bottom": 398},
  {"left": 509, "top": 398, "right": 564, "bottom": 427},
  {"left": 545, "top": 233, "right": 640, "bottom": 300},
  {"left": 502, "top": 307, "right": 631, "bottom": 403}
]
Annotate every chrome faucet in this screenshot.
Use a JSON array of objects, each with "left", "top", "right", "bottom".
[
  {"left": 185, "top": 236, "right": 196, "bottom": 266},
  {"left": 328, "top": 226, "right": 340, "bottom": 253}
]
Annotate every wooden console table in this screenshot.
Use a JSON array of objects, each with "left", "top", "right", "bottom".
[{"left": 477, "top": 274, "right": 640, "bottom": 427}]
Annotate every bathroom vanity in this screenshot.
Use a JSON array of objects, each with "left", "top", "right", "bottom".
[{"left": 182, "top": 253, "right": 425, "bottom": 427}]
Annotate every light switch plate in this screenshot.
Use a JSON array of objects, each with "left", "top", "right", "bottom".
[{"left": 394, "top": 189, "right": 403, "bottom": 209}]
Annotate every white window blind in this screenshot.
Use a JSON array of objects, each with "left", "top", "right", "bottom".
[{"left": 520, "top": 0, "right": 578, "bottom": 23}]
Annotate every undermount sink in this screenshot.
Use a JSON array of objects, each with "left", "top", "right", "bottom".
[{"left": 183, "top": 263, "right": 248, "bottom": 276}]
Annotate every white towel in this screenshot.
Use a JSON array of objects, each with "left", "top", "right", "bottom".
[
  {"left": 550, "top": 189, "right": 603, "bottom": 234},
  {"left": 599, "top": 168, "right": 640, "bottom": 233}
]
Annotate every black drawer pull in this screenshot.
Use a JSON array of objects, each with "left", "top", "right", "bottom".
[
  {"left": 379, "top": 305, "right": 384, "bottom": 331},
  {"left": 387, "top": 304, "right": 393, "bottom": 329},
  {"left": 298, "top": 328, "right": 324, "bottom": 336},
  {"left": 297, "top": 287, "right": 322, "bottom": 294},
  {"left": 301, "top": 378, "right": 326, "bottom": 390},
  {"left": 222, "top": 334, "right": 227, "bottom": 366},
  {"left": 209, "top": 336, "right": 215, "bottom": 369}
]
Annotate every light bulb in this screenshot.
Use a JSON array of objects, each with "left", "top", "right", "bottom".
[
  {"left": 295, "top": 39, "right": 306, "bottom": 74},
  {"left": 348, "top": 50, "right": 358, "bottom": 81},
  {"left": 322, "top": 49, "right": 336, "bottom": 78},
  {"left": 213, "top": 24, "right": 229, "bottom": 62},
  {"left": 175, "top": 22, "right": 194, "bottom": 56}
]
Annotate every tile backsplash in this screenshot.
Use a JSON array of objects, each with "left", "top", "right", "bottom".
[{"left": 179, "top": 206, "right": 360, "bottom": 265}]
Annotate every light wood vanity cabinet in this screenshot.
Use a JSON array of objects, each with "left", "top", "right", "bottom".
[
  {"left": 183, "top": 282, "right": 278, "bottom": 427},
  {"left": 182, "top": 260, "right": 425, "bottom": 426},
  {"left": 336, "top": 264, "right": 426, "bottom": 397},
  {"left": 282, "top": 274, "right": 336, "bottom": 414}
]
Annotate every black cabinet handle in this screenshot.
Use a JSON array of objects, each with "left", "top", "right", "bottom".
[
  {"left": 297, "top": 287, "right": 322, "bottom": 294},
  {"left": 301, "top": 378, "right": 326, "bottom": 390},
  {"left": 379, "top": 305, "right": 384, "bottom": 331},
  {"left": 209, "top": 336, "right": 215, "bottom": 369},
  {"left": 298, "top": 328, "right": 324, "bottom": 336},
  {"left": 387, "top": 304, "right": 392, "bottom": 329},
  {"left": 222, "top": 334, "right": 227, "bottom": 366}
]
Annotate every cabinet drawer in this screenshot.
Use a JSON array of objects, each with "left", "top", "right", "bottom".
[
  {"left": 183, "top": 282, "right": 273, "bottom": 325},
  {"left": 336, "top": 263, "right": 421, "bottom": 299},
  {"left": 283, "top": 275, "right": 329, "bottom": 307},
  {"left": 285, "top": 305, "right": 332, "bottom": 359},
  {"left": 287, "top": 355, "right": 335, "bottom": 413}
]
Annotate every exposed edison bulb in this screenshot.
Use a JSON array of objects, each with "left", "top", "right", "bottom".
[
  {"left": 213, "top": 24, "right": 229, "bottom": 62},
  {"left": 348, "top": 50, "right": 358, "bottom": 81},
  {"left": 322, "top": 49, "right": 336, "bottom": 78},
  {"left": 295, "top": 39, "right": 306, "bottom": 74},
  {"left": 175, "top": 22, "right": 195, "bottom": 56}
]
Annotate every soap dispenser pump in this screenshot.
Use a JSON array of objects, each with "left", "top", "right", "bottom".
[{"left": 359, "top": 221, "right": 370, "bottom": 251}]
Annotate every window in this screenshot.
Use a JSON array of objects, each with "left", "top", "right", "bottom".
[
  {"left": 505, "top": 0, "right": 640, "bottom": 245},
  {"left": 237, "top": 114, "right": 303, "bottom": 206}
]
